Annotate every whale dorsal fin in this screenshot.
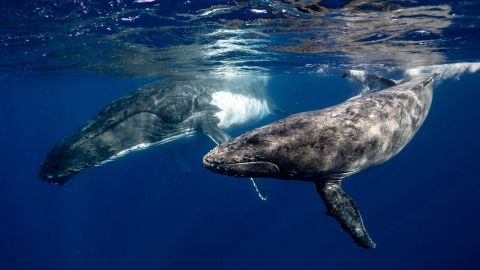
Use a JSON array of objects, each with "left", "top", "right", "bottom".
[
  {"left": 198, "top": 117, "right": 268, "bottom": 201},
  {"left": 316, "top": 180, "right": 376, "bottom": 249},
  {"left": 342, "top": 71, "right": 397, "bottom": 92}
]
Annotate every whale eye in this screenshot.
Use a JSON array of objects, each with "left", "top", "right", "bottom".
[
  {"left": 246, "top": 134, "right": 272, "bottom": 145},
  {"left": 246, "top": 134, "right": 261, "bottom": 144}
]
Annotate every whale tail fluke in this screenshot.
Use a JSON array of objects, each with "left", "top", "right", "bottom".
[
  {"left": 420, "top": 72, "right": 440, "bottom": 88},
  {"left": 343, "top": 70, "right": 397, "bottom": 93},
  {"left": 316, "top": 180, "right": 376, "bottom": 249}
]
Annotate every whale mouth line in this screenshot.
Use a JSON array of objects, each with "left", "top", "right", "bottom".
[
  {"left": 205, "top": 161, "right": 276, "bottom": 166},
  {"left": 203, "top": 157, "right": 281, "bottom": 177},
  {"left": 203, "top": 157, "right": 271, "bottom": 166}
]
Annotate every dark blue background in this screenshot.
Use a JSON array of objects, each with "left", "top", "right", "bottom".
[{"left": 0, "top": 71, "right": 479, "bottom": 270}]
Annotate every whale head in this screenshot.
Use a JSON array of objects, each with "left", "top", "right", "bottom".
[
  {"left": 203, "top": 123, "right": 297, "bottom": 179},
  {"left": 38, "top": 139, "right": 100, "bottom": 185},
  {"left": 203, "top": 147, "right": 281, "bottom": 179}
]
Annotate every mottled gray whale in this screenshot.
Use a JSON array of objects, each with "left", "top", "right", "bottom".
[
  {"left": 203, "top": 73, "right": 439, "bottom": 248},
  {"left": 39, "top": 76, "right": 274, "bottom": 198}
]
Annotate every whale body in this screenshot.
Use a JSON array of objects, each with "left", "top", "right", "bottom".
[
  {"left": 203, "top": 73, "right": 439, "bottom": 248},
  {"left": 39, "top": 76, "right": 273, "bottom": 193}
]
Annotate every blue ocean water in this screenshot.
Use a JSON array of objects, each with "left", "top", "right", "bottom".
[{"left": 1, "top": 1, "right": 479, "bottom": 269}]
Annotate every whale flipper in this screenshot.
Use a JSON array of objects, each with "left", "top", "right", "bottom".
[
  {"left": 199, "top": 119, "right": 267, "bottom": 201},
  {"left": 316, "top": 180, "right": 376, "bottom": 249},
  {"left": 342, "top": 71, "right": 397, "bottom": 92},
  {"left": 199, "top": 119, "right": 231, "bottom": 145}
]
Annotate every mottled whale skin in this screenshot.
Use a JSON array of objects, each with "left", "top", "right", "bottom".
[
  {"left": 203, "top": 73, "right": 438, "bottom": 248},
  {"left": 39, "top": 77, "right": 273, "bottom": 187}
]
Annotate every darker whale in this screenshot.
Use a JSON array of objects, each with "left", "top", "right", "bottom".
[
  {"left": 39, "top": 76, "right": 273, "bottom": 198},
  {"left": 203, "top": 73, "right": 439, "bottom": 248}
]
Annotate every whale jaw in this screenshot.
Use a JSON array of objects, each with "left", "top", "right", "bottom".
[{"left": 203, "top": 154, "right": 280, "bottom": 178}]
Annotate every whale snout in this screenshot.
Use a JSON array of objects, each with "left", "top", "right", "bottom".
[
  {"left": 203, "top": 145, "right": 280, "bottom": 178},
  {"left": 38, "top": 141, "right": 93, "bottom": 185},
  {"left": 38, "top": 165, "right": 74, "bottom": 186}
]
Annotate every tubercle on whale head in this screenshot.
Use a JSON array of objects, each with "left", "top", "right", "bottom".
[{"left": 39, "top": 172, "right": 72, "bottom": 186}]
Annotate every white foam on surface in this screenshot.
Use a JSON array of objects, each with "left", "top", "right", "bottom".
[
  {"left": 210, "top": 91, "right": 272, "bottom": 129},
  {"left": 198, "top": 7, "right": 232, "bottom": 17},
  {"left": 406, "top": 62, "right": 480, "bottom": 81},
  {"left": 251, "top": 9, "right": 268, "bottom": 14}
]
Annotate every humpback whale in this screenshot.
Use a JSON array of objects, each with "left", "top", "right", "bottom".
[
  {"left": 203, "top": 73, "right": 439, "bottom": 248},
  {"left": 39, "top": 76, "right": 274, "bottom": 199}
]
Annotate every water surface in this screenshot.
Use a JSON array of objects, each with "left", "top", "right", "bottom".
[{"left": 0, "top": 1, "right": 479, "bottom": 269}]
